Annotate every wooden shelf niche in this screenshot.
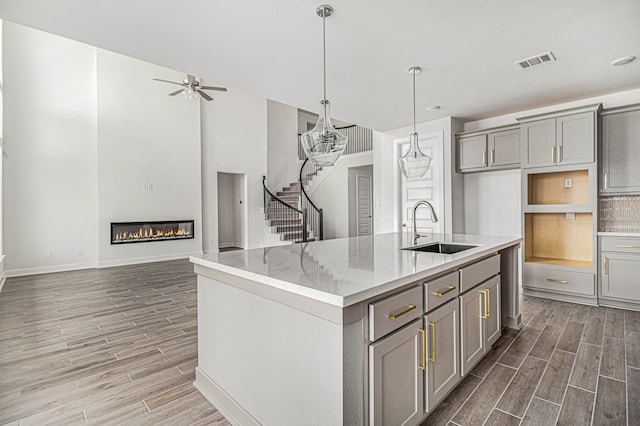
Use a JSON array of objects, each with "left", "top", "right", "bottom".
[
  {"left": 524, "top": 213, "right": 593, "bottom": 269},
  {"left": 527, "top": 169, "right": 589, "bottom": 205}
]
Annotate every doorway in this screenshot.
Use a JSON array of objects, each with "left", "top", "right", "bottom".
[
  {"left": 348, "top": 165, "right": 374, "bottom": 237},
  {"left": 217, "top": 172, "right": 246, "bottom": 251}
]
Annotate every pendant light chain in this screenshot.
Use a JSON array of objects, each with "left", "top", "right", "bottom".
[{"left": 412, "top": 70, "right": 416, "bottom": 134}]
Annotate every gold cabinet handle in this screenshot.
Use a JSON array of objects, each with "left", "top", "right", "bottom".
[
  {"left": 428, "top": 322, "right": 436, "bottom": 362},
  {"left": 481, "top": 289, "right": 489, "bottom": 319},
  {"left": 482, "top": 150, "right": 487, "bottom": 166},
  {"left": 486, "top": 289, "right": 490, "bottom": 317},
  {"left": 551, "top": 146, "right": 555, "bottom": 163},
  {"left": 547, "top": 278, "right": 568, "bottom": 284},
  {"left": 603, "top": 257, "right": 608, "bottom": 275},
  {"left": 388, "top": 304, "right": 416, "bottom": 319},
  {"left": 604, "top": 172, "right": 608, "bottom": 190},
  {"left": 490, "top": 149, "right": 495, "bottom": 164},
  {"left": 617, "top": 245, "right": 640, "bottom": 249},
  {"left": 419, "top": 328, "right": 426, "bottom": 370},
  {"left": 434, "top": 286, "right": 456, "bottom": 297}
]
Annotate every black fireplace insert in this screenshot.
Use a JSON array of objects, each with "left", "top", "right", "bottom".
[{"left": 111, "top": 220, "right": 194, "bottom": 244}]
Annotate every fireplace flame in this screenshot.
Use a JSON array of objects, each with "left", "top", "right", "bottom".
[{"left": 113, "top": 226, "right": 192, "bottom": 242}]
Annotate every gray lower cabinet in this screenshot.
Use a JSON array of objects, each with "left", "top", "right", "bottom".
[
  {"left": 425, "top": 299, "right": 459, "bottom": 413},
  {"left": 460, "top": 275, "right": 501, "bottom": 375},
  {"left": 599, "top": 236, "right": 640, "bottom": 309},
  {"left": 600, "top": 105, "right": 640, "bottom": 194},
  {"left": 369, "top": 319, "right": 424, "bottom": 426},
  {"left": 519, "top": 106, "right": 599, "bottom": 169}
]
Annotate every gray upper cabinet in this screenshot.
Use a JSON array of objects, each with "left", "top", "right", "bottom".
[
  {"left": 457, "top": 125, "right": 519, "bottom": 173},
  {"left": 600, "top": 105, "right": 640, "bottom": 194},
  {"left": 519, "top": 105, "right": 600, "bottom": 169}
]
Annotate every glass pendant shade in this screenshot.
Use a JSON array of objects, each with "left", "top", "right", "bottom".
[
  {"left": 399, "top": 66, "right": 432, "bottom": 179},
  {"left": 399, "top": 132, "right": 432, "bottom": 178},
  {"left": 301, "top": 100, "right": 348, "bottom": 166}
]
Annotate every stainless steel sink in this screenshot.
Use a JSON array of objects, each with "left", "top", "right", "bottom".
[{"left": 402, "top": 242, "right": 477, "bottom": 254}]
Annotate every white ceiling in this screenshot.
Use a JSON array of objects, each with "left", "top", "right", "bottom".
[{"left": 1, "top": 0, "right": 639, "bottom": 131}]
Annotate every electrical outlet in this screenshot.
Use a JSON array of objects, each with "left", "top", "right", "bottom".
[
  {"left": 565, "top": 178, "right": 572, "bottom": 188},
  {"left": 566, "top": 212, "right": 576, "bottom": 220},
  {"left": 44, "top": 251, "right": 52, "bottom": 258},
  {"left": 78, "top": 249, "right": 84, "bottom": 256}
]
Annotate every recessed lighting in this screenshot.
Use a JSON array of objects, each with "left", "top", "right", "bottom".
[
  {"left": 426, "top": 105, "right": 441, "bottom": 111},
  {"left": 611, "top": 56, "right": 636, "bottom": 66}
]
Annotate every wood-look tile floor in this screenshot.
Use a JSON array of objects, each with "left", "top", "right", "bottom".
[
  {"left": 2, "top": 260, "right": 639, "bottom": 426},
  {"left": 424, "top": 295, "right": 640, "bottom": 426},
  {"left": 0, "top": 259, "right": 230, "bottom": 426}
]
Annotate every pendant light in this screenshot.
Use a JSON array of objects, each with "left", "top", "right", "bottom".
[
  {"left": 300, "top": 4, "right": 348, "bottom": 167},
  {"left": 399, "top": 66, "right": 432, "bottom": 179}
]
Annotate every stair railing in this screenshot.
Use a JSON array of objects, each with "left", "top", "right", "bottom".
[
  {"left": 263, "top": 176, "right": 308, "bottom": 243},
  {"left": 299, "top": 159, "right": 323, "bottom": 241}
]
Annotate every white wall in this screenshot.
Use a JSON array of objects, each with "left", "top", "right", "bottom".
[
  {"left": 3, "top": 23, "right": 203, "bottom": 274},
  {"left": 3, "top": 22, "right": 99, "bottom": 274},
  {"left": 311, "top": 152, "right": 373, "bottom": 239},
  {"left": 0, "top": 19, "right": 4, "bottom": 285},
  {"left": 96, "top": 49, "right": 202, "bottom": 266},
  {"left": 201, "top": 82, "right": 267, "bottom": 252},
  {"left": 267, "top": 100, "right": 298, "bottom": 189}
]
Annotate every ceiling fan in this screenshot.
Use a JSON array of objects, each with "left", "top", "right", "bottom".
[{"left": 152, "top": 74, "right": 227, "bottom": 101}]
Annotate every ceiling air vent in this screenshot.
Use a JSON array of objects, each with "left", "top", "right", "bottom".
[{"left": 515, "top": 51, "right": 556, "bottom": 70}]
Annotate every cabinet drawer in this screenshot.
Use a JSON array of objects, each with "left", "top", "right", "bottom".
[
  {"left": 369, "top": 286, "right": 423, "bottom": 341},
  {"left": 459, "top": 254, "right": 500, "bottom": 293},
  {"left": 600, "top": 236, "right": 640, "bottom": 254},
  {"left": 424, "top": 271, "right": 459, "bottom": 312},
  {"left": 523, "top": 266, "right": 595, "bottom": 296}
]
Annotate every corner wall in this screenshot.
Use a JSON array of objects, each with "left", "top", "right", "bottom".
[{"left": 267, "top": 100, "right": 298, "bottom": 190}]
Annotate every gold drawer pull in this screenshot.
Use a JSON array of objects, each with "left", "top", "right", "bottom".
[
  {"left": 388, "top": 305, "right": 416, "bottom": 319},
  {"left": 547, "top": 278, "right": 568, "bottom": 284},
  {"left": 617, "top": 245, "right": 640, "bottom": 249},
  {"left": 551, "top": 146, "right": 555, "bottom": 163},
  {"left": 419, "top": 328, "right": 426, "bottom": 370},
  {"left": 428, "top": 322, "right": 436, "bottom": 362},
  {"left": 481, "top": 289, "right": 490, "bottom": 319},
  {"left": 603, "top": 257, "right": 608, "bottom": 275},
  {"left": 434, "top": 286, "right": 456, "bottom": 297}
]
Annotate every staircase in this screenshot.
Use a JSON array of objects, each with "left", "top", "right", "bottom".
[{"left": 263, "top": 164, "right": 325, "bottom": 243}]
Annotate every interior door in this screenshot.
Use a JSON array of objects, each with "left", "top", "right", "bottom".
[
  {"left": 399, "top": 132, "right": 443, "bottom": 235},
  {"left": 357, "top": 174, "right": 373, "bottom": 236}
]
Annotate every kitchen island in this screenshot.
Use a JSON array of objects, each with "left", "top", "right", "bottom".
[{"left": 190, "top": 233, "right": 521, "bottom": 426}]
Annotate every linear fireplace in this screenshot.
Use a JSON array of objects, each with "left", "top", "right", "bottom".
[{"left": 111, "top": 220, "right": 195, "bottom": 244}]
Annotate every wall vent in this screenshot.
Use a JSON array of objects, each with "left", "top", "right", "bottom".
[{"left": 515, "top": 51, "right": 556, "bottom": 70}]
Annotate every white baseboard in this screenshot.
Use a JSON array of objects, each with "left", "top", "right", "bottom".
[
  {"left": 97, "top": 251, "right": 203, "bottom": 268},
  {"left": 194, "top": 367, "right": 260, "bottom": 426},
  {"left": 0, "top": 254, "right": 5, "bottom": 293},
  {"left": 218, "top": 242, "right": 243, "bottom": 249},
  {"left": 5, "top": 261, "right": 98, "bottom": 278},
  {"left": 0, "top": 274, "right": 6, "bottom": 294}
]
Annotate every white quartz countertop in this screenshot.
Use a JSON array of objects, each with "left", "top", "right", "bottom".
[{"left": 190, "top": 233, "right": 521, "bottom": 308}]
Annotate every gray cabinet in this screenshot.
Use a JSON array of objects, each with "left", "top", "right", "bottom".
[
  {"left": 460, "top": 275, "right": 501, "bottom": 376},
  {"left": 519, "top": 105, "right": 599, "bottom": 169},
  {"left": 425, "top": 299, "right": 459, "bottom": 413},
  {"left": 457, "top": 126, "right": 519, "bottom": 172},
  {"left": 600, "top": 105, "right": 640, "bottom": 194},
  {"left": 369, "top": 319, "right": 424, "bottom": 426},
  {"left": 599, "top": 236, "right": 640, "bottom": 310}
]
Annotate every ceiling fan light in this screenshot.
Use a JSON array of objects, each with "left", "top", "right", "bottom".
[{"left": 182, "top": 87, "right": 200, "bottom": 100}]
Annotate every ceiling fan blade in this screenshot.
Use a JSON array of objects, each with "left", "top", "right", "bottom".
[
  {"left": 169, "top": 89, "right": 184, "bottom": 96},
  {"left": 199, "top": 86, "right": 228, "bottom": 92},
  {"left": 152, "top": 78, "right": 184, "bottom": 86},
  {"left": 186, "top": 75, "right": 197, "bottom": 85},
  {"left": 197, "top": 90, "right": 213, "bottom": 101}
]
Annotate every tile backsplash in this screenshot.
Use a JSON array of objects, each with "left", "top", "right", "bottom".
[{"left": 599, "top": 195, "right": 640, "bottom": 232}]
